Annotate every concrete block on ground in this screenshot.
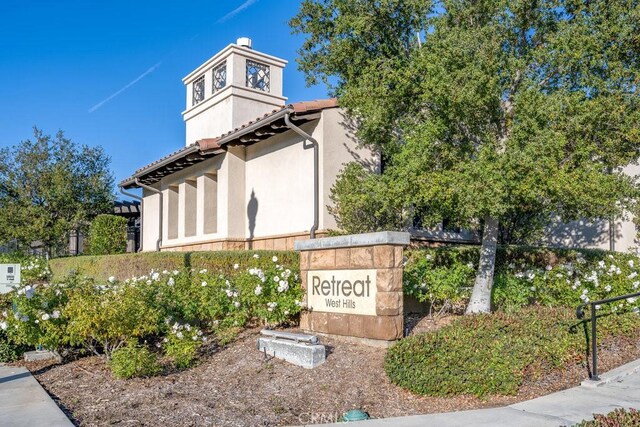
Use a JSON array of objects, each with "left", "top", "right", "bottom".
[
  {"left": 257, "top": 337, "right": 326, "bottom": 369},
  {"left": 24, "top": 350, "right": 60, "bottom": 362}
]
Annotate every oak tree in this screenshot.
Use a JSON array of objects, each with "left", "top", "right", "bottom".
[
  {"left": 0, "top": 128, "right": 114, "bottom": 255},
  {"left": 292, "top": 0, "right": 640, "bottom": 312}
]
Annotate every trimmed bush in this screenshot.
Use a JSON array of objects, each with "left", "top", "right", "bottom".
[
  {"left": 49, "top": 252, "right": 185, "bottom": 282},
  {"left": 385, "top": 307, "right": 640, "bottom": 397},
  {"left": 191, "top": 250, "right": 299, "bottom": 276},
  {"left": 109, "top": 341, "right": 161, "bottom": 379},
  {"left": 87, "top": 214, "right": 128, "bottom": 255},
  {"left": 48, "top": 250, "right": 298, "bottom": 282}
]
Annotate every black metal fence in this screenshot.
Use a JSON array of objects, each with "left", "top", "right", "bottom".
[{"left": 576, "top": 291, "right": 640, "bottom": 381}]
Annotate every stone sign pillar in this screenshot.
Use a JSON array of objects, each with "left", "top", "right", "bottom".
[{"left": 294, "top": 231, "right": 410, "bottom": 345}]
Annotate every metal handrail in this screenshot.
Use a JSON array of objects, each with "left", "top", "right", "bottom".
[{"left": 576, "top": 290, "right": 640, "bottom": 381}]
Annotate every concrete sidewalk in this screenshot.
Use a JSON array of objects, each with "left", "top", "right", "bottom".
[
  {"left": 0, "top": 364, "right": 73, "bottom": 427},
  {"left": 319, "top": 359, "right": 640, "bottom": 427}
]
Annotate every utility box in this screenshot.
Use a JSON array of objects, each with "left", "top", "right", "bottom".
[{"left": 0, "top": 264, "right": 20, "bottom": 294}]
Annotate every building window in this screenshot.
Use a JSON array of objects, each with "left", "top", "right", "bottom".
[
  {"left": 212, "top": 62, "right": 227, "bottom": 93},
  {"left": 192, "top": 75, "right": 205, "bottom": 105},
  {"left": 246, "top": 60, "right": 270, "bottom": 92}
]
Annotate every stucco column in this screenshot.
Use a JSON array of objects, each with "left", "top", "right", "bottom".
[{"left": 216, "top": 146, "right": 246, "bottom": 241}]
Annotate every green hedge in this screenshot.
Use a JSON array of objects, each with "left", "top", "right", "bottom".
[
  {"left": 49, "top": 252, "right": 185, "bottom": 281},
  {"left": 190, "top": 251, "right": 299, "bottom": 275},
  {"left": 87, "top": 214, "right": 128, "bottom": 255},
  {"left": 385, "top": 306, "right": 640, "bottom": 397},
  {"left": 49, "top": 250, "right": 299, "bottom": 282}
]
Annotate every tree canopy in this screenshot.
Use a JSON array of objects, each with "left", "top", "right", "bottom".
[
  {"left": 292, "top": 0, "right": 640, "bottom": 312},
  {"left": 0, "top": 128, "right": 114, "bottom": 255}
]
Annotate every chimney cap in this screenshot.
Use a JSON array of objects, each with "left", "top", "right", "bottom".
[{"left": 237, "top": 37, "right": 252, "bottom": 48}]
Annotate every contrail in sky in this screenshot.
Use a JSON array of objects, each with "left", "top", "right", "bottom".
[
  {"left": 89, "top": 1, "right": 258, "bottom": 113},
  {"left": 217, "top": 0, "right": 259, "bottom": 23},
  {"left": 88, "top": 62, "right": 162, "bottom": 113}
]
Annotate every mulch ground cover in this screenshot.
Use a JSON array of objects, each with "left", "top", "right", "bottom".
[{"left": 14, "top": 315, "right": 640, "bottom": 427}]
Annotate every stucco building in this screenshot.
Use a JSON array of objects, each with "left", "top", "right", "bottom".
[
  {"left": 121, "top": 38, "right": 638, "bottom": 254},
  {"left": 120, "top": 39, "right": 377, "bottom": 252}
]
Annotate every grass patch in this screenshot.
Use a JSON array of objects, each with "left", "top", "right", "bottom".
[{"left": 385, "top": 307, "right": 640, "bottom": 397}]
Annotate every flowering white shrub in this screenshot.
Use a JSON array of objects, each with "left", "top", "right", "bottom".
[
  {"left": 2, "top": 280, "right": 69, "bottom": 351},
  {"left": 500, "top": 252, "right": 640, "bottom": 312},
  {"left": 405, "top": 247, "right": 640, "bottom": 314},
  {"left": 163, "top": 319, "right": 206, "bottom": 368},
  {"left": 63, "top": 274, "right": 164, "bottom": 357},
  {"left": 1, "top": 250, "right": 302, "bottom": 371},
  {"left": 186, "top": 254, "right": 303, "bottom": 333},
  {"left": 19, "top": 257, "right": 52, "bottom": 283},
  {"left": 0, "top": 255, "right": 52, "bottom": 284}
]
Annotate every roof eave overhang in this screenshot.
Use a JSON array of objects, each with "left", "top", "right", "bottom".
[{"left": 119, "top": 99, "right": 338, "bottom": 189}]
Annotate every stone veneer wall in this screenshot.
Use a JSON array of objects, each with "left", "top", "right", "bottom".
[
  {"left": 160, "top": 231, "right": 329, "bottom": 252},
  {"left": 295, "top": 232, "right": 410, "bottom": 344}
]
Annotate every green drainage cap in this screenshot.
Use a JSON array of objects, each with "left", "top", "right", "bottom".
[{"left": 342, "top": 409, "right": 370, "bottom": 422}]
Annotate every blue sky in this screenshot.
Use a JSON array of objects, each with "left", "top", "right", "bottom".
[{"left": 0, "top": 0, "right": 327, "bottom": 196}]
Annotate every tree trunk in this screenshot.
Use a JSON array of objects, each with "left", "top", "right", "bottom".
[{"left": 466, "top": 216, "right": 499, "bottom": 314}]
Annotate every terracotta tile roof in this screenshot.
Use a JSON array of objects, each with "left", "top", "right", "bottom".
[
  {"left": 120, "top": 98, "right": 338, "bottom": 188},
  {"left": 291, "top": 98, "right": 338, "bottom": 114},
  {"left": 215, "top": 98, "right": 338, "bottom": 140},
  {"left": 196, "top": 138, "right": 221, "bottom": 151},
  {"left": 132, "top": 144, "right": 197, "bottom": 175}
]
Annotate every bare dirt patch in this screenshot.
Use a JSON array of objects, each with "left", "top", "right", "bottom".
[{"left": 18, "top": 321, "right": 640, "bottom": 427}]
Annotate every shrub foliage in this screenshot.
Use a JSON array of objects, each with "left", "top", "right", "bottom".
[
  {"left": 88, "top": 214, "right": 128, "bottom": 255},
  {"left": 385, "top": 307, "right": 640, "bottom": 397},
  {"left": 0, "top": 331, "right": 28, "bottom": 363},
  {"left": 109, "top": 341, "right": 161, "bottom": 379},
  {"left": 574, "top": 408, "right": 640, "bottom": 427},
  {"left": 0, "top": 250, "right": 303, "bottom": 375},
  {"left": 404, "top": 246, "right": 640, "bottom": 312}
]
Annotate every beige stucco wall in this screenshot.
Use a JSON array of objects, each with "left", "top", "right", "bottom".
[
  {"left": 141, "top": 188, "right": 160, "bottom": 252},
  {"left": 244, "top": 122, "right": 316, "bottom": 238},
  {"left": 320, "top": 108, "right": 380, "bottom": 230},
  {"left": 542, "top": 163, "right": 639, "bottom": 252},
  {"left": 139, "top": 108, "right": 381, "bottom": 252}
]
